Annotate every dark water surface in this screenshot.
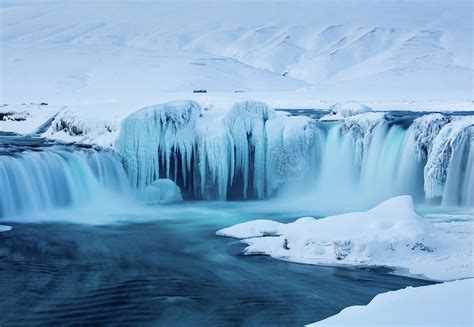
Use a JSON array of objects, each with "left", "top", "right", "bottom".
[{"left": 0, "top": 208, "right": 433, "bottom": 326}]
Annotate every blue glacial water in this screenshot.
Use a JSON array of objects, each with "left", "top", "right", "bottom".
[{"left": 0, "top": 202, "right": 433, "bottom": 326}]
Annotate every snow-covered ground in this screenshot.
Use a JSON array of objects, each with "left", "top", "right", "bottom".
[
  {"left": 310, "top": 278, "right": 474, "bottom": 326},
  {"left": 1, "top": 0, "right": 472, "bottom": 111},
  {"left": 217, "top": 196, "right": 473, "bottom": 281}
]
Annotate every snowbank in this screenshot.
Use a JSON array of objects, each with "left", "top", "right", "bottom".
[
  {"left": 144, "top": 179, "right": 183, "bottom": 205},
  {"left": 217, "top": 196, "right": 472, "bottom": 280},
  {"left": 43, "top": 109, "right": 119, "bottom": 147},
  {"left": 0, "top": 225, "right": 12, "bottom": 232},
  {"left": 320, "top": 102, "right": 372, "bottom": 121},
  {"left": 310, "top": 278, "right": 474, "bottom": 326},
  {"left": 0, "top": 103, "right": 64, "bottom": 135}
]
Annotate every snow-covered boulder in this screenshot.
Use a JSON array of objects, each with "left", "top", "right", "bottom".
[
  {"left": 320, "top": 101, "right": 372, "bottom": 121},
  {"left": 44, "top": 109, "right": 118, "bottom": 146},
  {"left": 144, "top": 179, "right": 183, "bottom": 204},
  {"left": 0, "top": 225, "right": 12, "bottom": 232},
  {"left": 218, "top": 196, "right": 470, "bottom": 280}
]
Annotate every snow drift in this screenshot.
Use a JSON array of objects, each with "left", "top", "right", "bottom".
[
  {"left": 311, "top": 278, "right": 474, "bottom": 326},
  {"left": 217, "top": 196, "right": 471, "bottom": 280}
]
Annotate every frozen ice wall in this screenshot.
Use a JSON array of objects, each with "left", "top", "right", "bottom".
[{"left": 116, "top": 100, "right": 315, "bottom": 200}]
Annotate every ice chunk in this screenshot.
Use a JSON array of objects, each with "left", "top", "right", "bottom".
[
  {"left": 0, "top": 225, "right": 12, "bottom": 232},
  {"left": 320, "top": 101, "right": 372, "bottom": 121},
  {"left": 144, "top": 179, "right": 183, "bottom": 204}
]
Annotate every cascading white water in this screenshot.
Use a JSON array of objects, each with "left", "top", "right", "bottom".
[
  {"left": 309, "top": 114, "right": 473, "bottom": 208},
  {"left": 115, "top": 100, "right": 473, "bottom": 208},
  {"left": 0, "top": 147, "right": 130, "bottom": 218}
]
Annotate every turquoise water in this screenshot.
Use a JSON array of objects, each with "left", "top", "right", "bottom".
[{"left": 0, "top": 202, "right": 433, "bottom": 326}]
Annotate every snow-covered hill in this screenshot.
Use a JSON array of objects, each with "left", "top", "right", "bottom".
[{"left": 1, "top": 0, "right": 472, "bottom": 107}]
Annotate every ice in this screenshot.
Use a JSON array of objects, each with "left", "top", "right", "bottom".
[
  {"left": 0, "top": 225, "right": 12, "bottom": 232},
  {"left": 116, "top": 100, "right": 200, "bottom": 190},
  {"left": 411, "top": 113, "right": 450, "bottom": 161},
  {"left": 117, "top": 100, "right": 315, "bottom": 200},
  {"left": 424, "top": 116, "right": 474, "bottom": 204},
  {"left": 217, "top": 196, "right": 472, "bottom": 280},
  {"left": 311, "top": 279, "right": 474, "bottom": 326},
  {"left": 144, "top": 179, "right": 183, "bottom": 205}
]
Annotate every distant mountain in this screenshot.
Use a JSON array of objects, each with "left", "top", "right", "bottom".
[{"left": 1, "top": 0, "right": 472, "bottom": 104}]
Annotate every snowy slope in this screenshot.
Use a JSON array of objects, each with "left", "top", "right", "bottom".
[
  {"left": 310, "top": 278, "right": 474, "bottom": 326},
  {"left": 1, "top": 0, "right": 472, "bottom": 107}
]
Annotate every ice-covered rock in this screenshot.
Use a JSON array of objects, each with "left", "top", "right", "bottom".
[
  {"left": 117, "top": 100, "right": 315, "bottom": 200},
  {"left": 341, "top": 112, "right": 387, "bottom": 168},
  {"left": 117, "top": 100, "right": 200, "bottom": 190},
  {"left": 0, "top": 225, "right": 12, "bottom": 232},
  {"left": 144, "top": 179, "right": 183, "bottom": 204},
  {"left": 320, "top": 101, "right": 372, "bottom": 121},
  {"left": 44, "top": 110, "right": 118, "bottom": 146},
  {"left": 411, "top": 113, "right": 450, "bottom": 161},
  {"left": 424, "top": 116, "right": 474, "bottom": 203},
  {"left": 217, "top": 196, "right": 470, "bottom": 280}
]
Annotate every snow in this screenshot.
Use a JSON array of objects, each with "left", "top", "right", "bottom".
[
  {"left": 144, "top": 179, "right": 183, "bottom": 205},
  {"left": 217, "top": 196, "right": 473, "bottom": 281},
  {"left": 320, "top": 101, "right": 372, "bottom": 121},
  {"left": 0, "top": 104, "right": 64, "bottom": 135},
  {"left": 42, "top": 109, "right": 119, "bottom": 147},
  {"left": 0, "top": 1, "right": 472, "bottom": 111},
  {"left": 0, "top": 225, "right": 12, "bottom": 232},
  {"left": 310, "top": 278, "right": 474, "bottom": 326}
]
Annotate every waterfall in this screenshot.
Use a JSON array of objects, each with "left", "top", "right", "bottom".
[
  {"left": 0, "top": 146, "right": 130, "bottom": 218},
  {"left": 309, "top": 114, "right": 473, "bottom": 208},
  {"left": 116, "top": 101, "right": 473, "bottom": 208}
]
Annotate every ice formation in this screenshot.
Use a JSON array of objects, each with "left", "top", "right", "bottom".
[
  {"left": 144, "top": 179, "right": 183, "bottom": 205},
  {"left": 424, "top": 116, "right": 474, "bottom": 205},
  {"left": 217, "top": 196, "right": 470, "bottom": 280},
  {"left": 308, "top": 111, "right": 473, "bottom": 208},
  {"left": 0, "top": 225, "right": 12, "bottom": 232},
  {"left": 116, "top": 100, "right": 315, "bottom": 200}
]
